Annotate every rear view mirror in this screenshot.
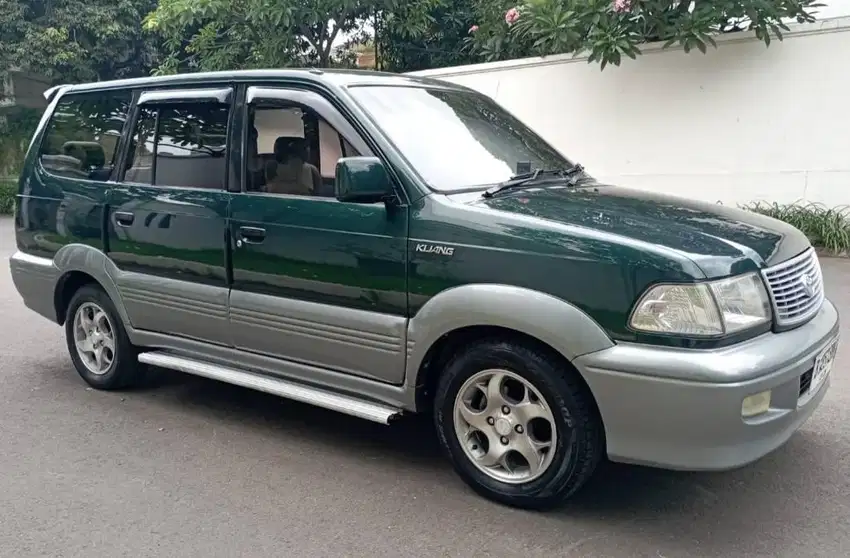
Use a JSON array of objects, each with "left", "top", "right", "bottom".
[{"left": 335, "top": 156, "right": 393, "bottom": 204}]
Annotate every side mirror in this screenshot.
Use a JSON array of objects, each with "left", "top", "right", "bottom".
[{"left": 335, "top": 156, "right": 393, "bottom": 204}]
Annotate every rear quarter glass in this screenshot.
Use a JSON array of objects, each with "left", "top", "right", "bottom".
[{"left": 17, "top": 90, "right": 133, "bottom": 256}]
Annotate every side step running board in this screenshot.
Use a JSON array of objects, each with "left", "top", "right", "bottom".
[{"left": 138, "top": 352, "right": 402, "bottom": 425}]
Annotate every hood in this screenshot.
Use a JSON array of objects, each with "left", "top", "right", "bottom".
[{"left": 457, "top": 184, "right": 810, "bottom": 278}]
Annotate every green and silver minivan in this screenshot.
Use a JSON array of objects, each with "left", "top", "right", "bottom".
[{"left": 9, "top": 69, "right": 840, "bottom": 509}]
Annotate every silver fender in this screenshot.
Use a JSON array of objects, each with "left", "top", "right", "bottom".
[
  {"left": 53, "top": 243, "right": 131, "bottom": 328},
  {"left": 405, "top": 284, "right": 614, "bottom": 387}
]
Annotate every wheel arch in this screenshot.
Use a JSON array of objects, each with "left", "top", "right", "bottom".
[
  {"left": 54, "top": 270, "right": 101, "bottom": 325},
  {"left": 52, "top": 243, "right": 130, "bottom": 328},
  {"left": 406, "top": 284, "right": 614, "bottom": 411}
]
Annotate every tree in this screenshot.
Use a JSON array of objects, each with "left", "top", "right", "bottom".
[
  {"left": 465, "top": 0, "right": 824, "bottom": 69},
  {"left": 1, "top": 0, "right": 158, "bottom": 177},
  {"left": 0, "top": 0, "right": 159, "bottom": 83},
  {"left": 0, "top": 108, "right": 40, "bottom": 176},
  {"left": 379, "top": 0, "right": 480, "bottom": 72},
  {"left": 144, "top": 0, "right": 438, "bottom": 72}
]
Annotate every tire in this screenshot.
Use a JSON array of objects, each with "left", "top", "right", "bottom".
[
  {"left": 434, "top": 337, "right": 604, "bottom": 510},
  {"left": 64, "top": 284, "right": 145, "bottom": 390}
]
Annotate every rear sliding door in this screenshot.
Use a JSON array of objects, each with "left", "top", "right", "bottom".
[{"left": 106, "top": 87, "right": 233, "bottom": 345}]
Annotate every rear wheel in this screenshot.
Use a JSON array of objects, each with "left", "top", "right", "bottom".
[
  {"left": 65, "top": 284, "right": 145, "bottom": 390},
  {"left": 434, "top": 338, "right": 603, "bottom": 510}
]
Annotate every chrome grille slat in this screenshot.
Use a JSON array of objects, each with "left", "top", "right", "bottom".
[
  {"left": 770, "top": 264, "right": 817, "bottom": 284},
  {"left": 768, "top": 256, "right": 817, "bottom": 276},
  {"left": 761, "top": 248, "right": 824, "bottom": 328},
  {"left": 774, "top": 286, "right": 808, "bottom": 299},
  {"left": 772, "top": 270, "right": 816, "bottom": 287},
  {"left": 778, "top": 303, "right": 812, "bottom": 313}
]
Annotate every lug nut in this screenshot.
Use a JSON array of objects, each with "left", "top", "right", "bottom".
[
  {"left": 487, "top": 417, "right": 495, "bottom": 425},
  {"left": 515, "top": 425, "right": 524, "bottom": 434},
  {"left": 500, "top": 436, "right": 509, "bottom": 445},
  {"left": 501, "top": 406, "right": 510, "bottom": 414}
]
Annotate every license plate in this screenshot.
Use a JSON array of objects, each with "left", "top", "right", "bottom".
[{"left": 810, "top": 337, "right": 839, "bottom": 397}]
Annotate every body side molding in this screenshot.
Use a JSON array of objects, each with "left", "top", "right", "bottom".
[{"left": 130, "top": 328, "right": 416, "bottom": 410}]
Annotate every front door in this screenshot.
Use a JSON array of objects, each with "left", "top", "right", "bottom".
[
  {"left": 228, "top": 86, "right": 409, "bottom": 384},
  {"left": 106, "top": 87, "right": 233, "bottom": 345}
]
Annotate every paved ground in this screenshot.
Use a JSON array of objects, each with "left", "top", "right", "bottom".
[{"left": 1, "top": 217, "right": 849, "bottom": 558}]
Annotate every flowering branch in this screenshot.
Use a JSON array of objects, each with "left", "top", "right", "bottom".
[{"left": 465, "top": 0, "right": 822, "bottom": 69}]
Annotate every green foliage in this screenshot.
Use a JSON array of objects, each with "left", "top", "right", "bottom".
[
  {"left": 0, "top": 177, "right": 17, "bottom": 215},
  {"left": 0, "top": 0, "right": 159, "bottom": 83},
  {"left": 380, "top": 0, "right": 479, "bottom": 72},
  {"left": 465, "top": 0, "right": 823, "bottom": 70},
  {"left": 743, "top": 201, "right": 850, "bottom": 254},
  {"left": 0, "top": 1, "right": 158, "bottom": 180},
  {"left": 1, "top": 109, "right": 35, "bottom": 216},
  {"left": 0, "top": 109, "right": 40, "bottom": 177},
  {"left": 145, "top": 0, "right": 438, "bottom": 72}
]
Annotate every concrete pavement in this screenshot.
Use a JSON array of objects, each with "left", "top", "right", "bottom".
[{"left": 1, "top": 216, "right": 849, "bottom": 558}]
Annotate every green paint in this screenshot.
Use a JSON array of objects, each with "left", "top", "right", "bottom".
[
  {"left": 14, "top": 69, "right": 812, "bottom": 350},
  {"left": 335, "top": 156, "right": 394, "bottom": 203}
]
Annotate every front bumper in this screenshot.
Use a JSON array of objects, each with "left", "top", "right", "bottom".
[{"left": 574, "top": 298, "right": 840, "bottom": 471}]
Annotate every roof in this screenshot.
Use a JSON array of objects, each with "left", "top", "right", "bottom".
[{"left": 53, "top": 68, "right": 468, "bottom": 97}]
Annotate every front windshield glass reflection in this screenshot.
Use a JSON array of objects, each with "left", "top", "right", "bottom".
[{"left": 348, "top": 85, "right": 572, "bottom": 192}]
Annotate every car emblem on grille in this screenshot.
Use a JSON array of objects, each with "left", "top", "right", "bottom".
[{"left": 800, "top": 273, "right": 815, "bottom": 297}]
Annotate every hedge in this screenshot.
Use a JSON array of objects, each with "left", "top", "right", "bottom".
[
  {"left": 0, "top": 177, "right": 16, "bottom": 215},
  {"left": 743, "top": 201, "right": 850, "bottom": 256}
]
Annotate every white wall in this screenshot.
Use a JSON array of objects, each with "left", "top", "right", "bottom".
[{"left": 409, "top": 16, "right": 850, "bottom": 208}]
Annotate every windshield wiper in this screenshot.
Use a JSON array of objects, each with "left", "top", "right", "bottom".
[{"left": 482, "top": 164, "right": 586, "bottom": 198}]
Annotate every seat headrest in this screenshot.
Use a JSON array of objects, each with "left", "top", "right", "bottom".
[{"left": 273, "top": 136, "right": 307, "bottom": 162}]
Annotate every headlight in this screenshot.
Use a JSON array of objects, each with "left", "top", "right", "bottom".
[
  {"left": 709, "top": 273, "right": 772, "bottom": 333},
  {"left": 630, "top": 273, "right": 771, "bottom": 336}
]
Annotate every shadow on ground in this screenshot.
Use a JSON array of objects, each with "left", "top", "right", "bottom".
[{"left": 88, "top": 365, "right": 839, "bottom": 555}]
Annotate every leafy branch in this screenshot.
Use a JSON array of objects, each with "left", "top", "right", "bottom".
[{"left": 465, "top": 0, "right": 824, "bottom": 69}]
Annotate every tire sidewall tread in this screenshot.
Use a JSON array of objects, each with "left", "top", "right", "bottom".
[
  {"left": 434, "top": 338, "right": 603, "bottom": 510},
  {"left": 64, "top": 284, "right": 142, "bottom": 390}
]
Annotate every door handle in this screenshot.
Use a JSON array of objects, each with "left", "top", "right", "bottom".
[
  {"left": 114, "top": 211, "right": 135, "bottom": 226},
  {"left": 238, "top": 226, "right": 266, "bottom": 244}
]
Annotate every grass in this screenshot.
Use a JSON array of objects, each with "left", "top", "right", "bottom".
[
  {"left": 742, "top": 201, "right": 850, "bottom": 255},
  {"left": 0, "top": 177, "right": 16, "bottom": 215}
]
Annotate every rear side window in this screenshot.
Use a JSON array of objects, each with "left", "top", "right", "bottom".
[
  {"left": 123, "top": 103, "right": 229, "bottom": 190},
  {"left": 38, "top": 92, "right": 132, "bottom": 181}
]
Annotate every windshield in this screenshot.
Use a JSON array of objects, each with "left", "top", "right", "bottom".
[{"left": 348, "top": 85, "right": 573, "bottom": 192}]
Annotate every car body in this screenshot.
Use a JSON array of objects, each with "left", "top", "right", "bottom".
[{"left": 9, "top": 69, "right": 840, "bottom": 509}]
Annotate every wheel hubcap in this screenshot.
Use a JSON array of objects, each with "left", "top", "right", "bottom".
[
  {"left": 73, "top": 302, "right": 116, "bottom": 375},
  {"left": 453, "top": 369, "right": 557, "bottom": 484}
]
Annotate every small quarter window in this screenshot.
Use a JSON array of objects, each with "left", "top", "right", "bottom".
[
  {"left": 38, "top": 91, "right": 132, "bottom": 181},
  {"left": 124, "top": 102, "right": 230, "bottom": 190}
]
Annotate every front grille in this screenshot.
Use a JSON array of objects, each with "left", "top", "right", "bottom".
[
  {"left": 799, "top": 368, "right": 813, "bottom": 397},
  {"left": 762, "top": 248, "right": 824, "bottom": 328}
]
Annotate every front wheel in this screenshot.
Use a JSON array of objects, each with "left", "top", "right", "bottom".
[{"left": 434, "top": 338, "right": 604, "bottom": 510}]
